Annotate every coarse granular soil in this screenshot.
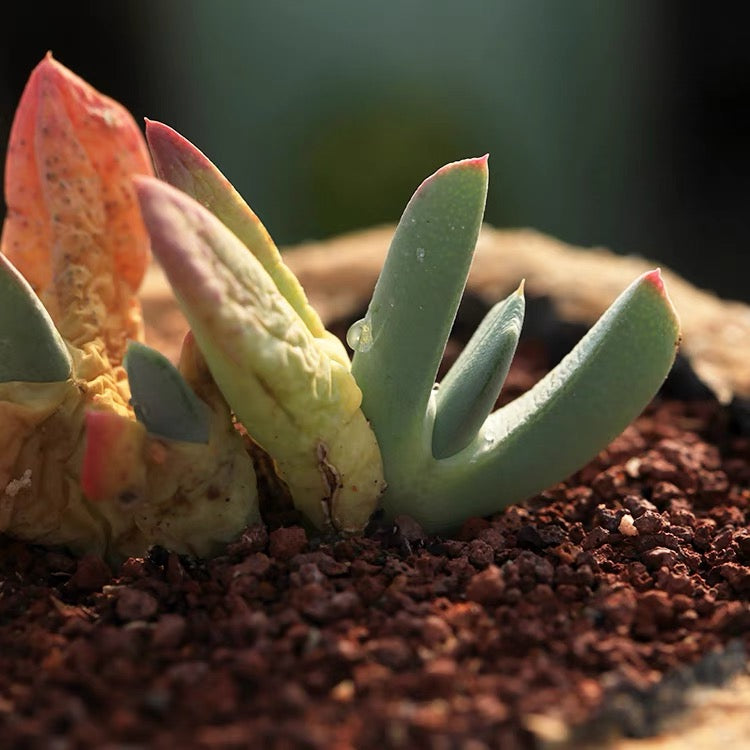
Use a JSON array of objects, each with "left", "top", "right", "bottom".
[{"left": 2, "top": 311, "right": 750, "bottom": 750}]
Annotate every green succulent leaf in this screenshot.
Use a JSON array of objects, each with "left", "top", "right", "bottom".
[
  {"left": 411, "top": 269, "right": 680, "bottom": 532},
  {"left": 0, "top": 253, "right": 71, "bottom": 383},
  {"left": 353, "top": 158, "right": 680, "bottom": 534},
  {"left": 351, "top": 156, "right": 489, "bottom": 452},
  {"left": 123, "top": 340, "right": 210, "bottom": 443},
  {"left": 432, "top": 281, "right": 525, "bottom": 459}
]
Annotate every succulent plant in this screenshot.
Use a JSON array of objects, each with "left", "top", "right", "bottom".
[
  {"left": 138, "top": 121, "right": 385, "bottom": 533},
  {"left": 349, "top": 156, "right": 680, "bottom": 532},
  {"left": 0, "top": 56, "right": 258, "bottom": 560},
  {"left": 139, "top": 128, "right": 679, "bottom": 535},
  {"left": 0, "top": 56, "right": 680, "bottom": 562}
]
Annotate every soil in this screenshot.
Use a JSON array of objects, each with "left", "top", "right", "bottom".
[{"left": 2, "top": 309, "right": 750, "bottom": 750}]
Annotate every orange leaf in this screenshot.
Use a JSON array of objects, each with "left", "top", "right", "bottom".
[{"left": 1, "top": 54, "right": 153, "bottom": 364}]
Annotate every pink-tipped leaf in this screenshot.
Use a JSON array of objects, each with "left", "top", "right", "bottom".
[
  {"left": 145, "top": 120, "right": 328, "bottom": 339},
  {"left": 134, "top": 175, "right": 384, "bottom": 531}
]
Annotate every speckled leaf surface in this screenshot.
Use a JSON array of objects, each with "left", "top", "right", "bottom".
[{"left": 1, "top": 54, "right": 153, "bottom": 366}]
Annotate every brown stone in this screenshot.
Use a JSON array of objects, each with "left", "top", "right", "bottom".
[
  {"left": 466, "top": 565, "right": 505, "bottom": 605},
  {"left": 268, "top": 526, "right": 308, "bottom": 561},
  {"left": 69, "top": 554, "right": 112, "bottom": 592},
  {"left": 115, "top": 588, "right": 159, "bottom": 621}
]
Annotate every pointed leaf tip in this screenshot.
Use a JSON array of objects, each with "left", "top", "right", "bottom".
[
  {"left": 141, "top": 130, "right": 330, "bottom": 338},
  {"left": 416, "top": 155, "right": 489, "bottom": 193},
  {"left": 448, "top": 154, "right": 489, "bottom": 170},
  {"left": 145, "top": 119, "right": 212, "bottom": 179},
  {"left": 639, "top": 269, "right": 680, "bottom": 336},
  {"left": 452, "top": 154, "right": 488, "bottom": 170},
  {"left": 124, "top": 340, "right": 211, "bottom": 444},
  {"left": 643, "top": 268, "right": 665, "bottom": 293},
  {"left": 132, "top": 175, "right": 209, "bottom": 280}
]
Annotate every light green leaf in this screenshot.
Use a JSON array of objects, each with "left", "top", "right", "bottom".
[
  {"left": 134, "top": 176, "right": 384, "bottom": 532},
  {"left": 351, "top": 156, "right": 489, "bottom": 453},
  {"left": 145, "top": 120, "right": 332, "bottom": 344}
]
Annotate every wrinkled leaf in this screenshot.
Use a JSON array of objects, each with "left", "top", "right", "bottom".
[
  {"left": 135, "top": 176, "right": 384, "bottom": 532},
  {"left": 145, "top": 120, "right": 348, "bottom": 367},
  {"left": 1, "top": 53, "right": 153, "bottom": 365}
]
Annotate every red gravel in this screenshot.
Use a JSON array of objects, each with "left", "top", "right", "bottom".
[{"left": 2, "top": 339, "right": 750, "bottom": 748}]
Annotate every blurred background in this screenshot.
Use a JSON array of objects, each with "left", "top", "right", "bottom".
[{"left": 2, "top": 2, "right": 748, "bottom": 300}]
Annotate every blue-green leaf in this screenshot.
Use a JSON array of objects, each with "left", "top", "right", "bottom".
[
  {"left": 432, "top": 282, "right": 525, "bottom": 458},
  {"left": 0, "top": 254, "right": 71, "bottom": 383},
  {"left": 380, "top": 269, "right": 680, "bottom": 533},
  {"left": 124, "top": 340, "right": 210, "bottom": 443},
  {"left": 351, "top": 156, "right": 489, "bottom": 456}
]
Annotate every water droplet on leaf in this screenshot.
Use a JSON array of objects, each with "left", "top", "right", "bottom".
[{"left": 346, "top": 318, "right": 373, "bottom": 353}]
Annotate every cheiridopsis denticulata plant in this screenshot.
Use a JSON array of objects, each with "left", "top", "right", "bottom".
[
  {"left": 0, "top": 55, "right": 680, "bottom": 561},
  {"left": 139, "top": 125, "right": 680, "bottom": 535},
  {"left": 136, "top": 121, "right": 385, "bottom": 533},
  {"left": 349, "top": 156, "right": 681, "bottom": 533}
]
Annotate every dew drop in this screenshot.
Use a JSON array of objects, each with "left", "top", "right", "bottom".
[
  {"left": 416, "top": 247, "right": 425, "bottom": 262},
  {"left": 346, "top": 318, "right": 373, "bottom": 353}
]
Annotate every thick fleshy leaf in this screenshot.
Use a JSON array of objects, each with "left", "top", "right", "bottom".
[
  {"left": 0, "top": 372, "right": 144, "bottom": 559},
  {"left": 135, "top": 176, "right": 384, "bottom": 532},
  {"left": 1, "top": 58, "right": 261, "bottom": 562},
  {"left": 1, "top": 53, "right": 153, "bottom": 364},
  {"left": 380, "top": 269, "right": 680, "bottom": 533},
  {"left": 0, "top": 254, "right": 71, "bottom": 382},
  {"left": 348, "top": 155, "right": 680, "bottom": 533},
  {"left": 124, "top": 340, "right": 210, "bottom": 443},
  {"left": 432, "top": 282, "right": 525, "bottom": 458},
  {"left": 351, "top": 156, "right": 488, "bottom": 462},
  {"left": 145, "top": 120, "right": 331, "bottom": 343}
]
